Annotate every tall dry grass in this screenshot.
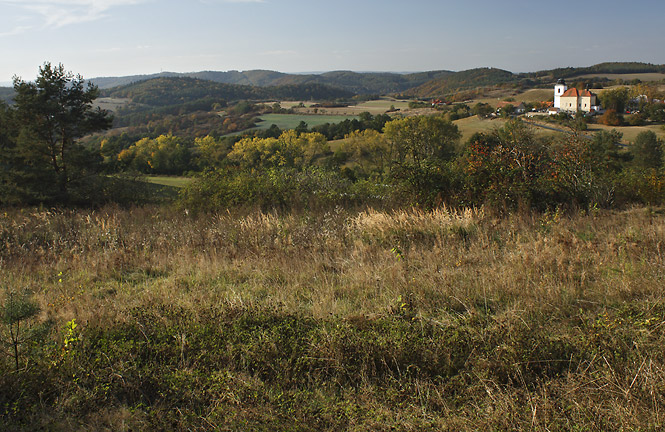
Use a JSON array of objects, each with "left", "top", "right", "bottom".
[
  {"left": 1, "top": 204, "right": 664, "bottom": 430},
  {"left": 3, "top": 205, "right": 662, "bottom": 318}
]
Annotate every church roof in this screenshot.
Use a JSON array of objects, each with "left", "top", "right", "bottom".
[{"left": 561, "top": 88, "right": 595, "bottom": 98}]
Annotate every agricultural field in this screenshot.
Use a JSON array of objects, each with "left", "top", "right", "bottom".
[
  {"left": 286, "top": 98, "right": 414, "bottom": 116},
  {"left": 353, "top": 98, "right": 412, "bottom": 113}
]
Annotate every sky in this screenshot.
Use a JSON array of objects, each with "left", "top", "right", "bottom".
[{"left": 1, "top": 0, "right": 665, "bottom": 84}]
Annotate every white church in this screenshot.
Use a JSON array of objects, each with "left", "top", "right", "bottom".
[{"left": 552, "top": 79, "right": 601, "bottom": 114}]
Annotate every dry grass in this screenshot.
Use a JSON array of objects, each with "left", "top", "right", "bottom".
[
  {"left": 2, "top": 205, "right": 663, "bottom": 320},
  {"left": 473, "top": 88, "right": 554, "bottom": 107},
  {"left": 453, "top": 116, "right": 506, "bottom": 143},
  {"left": 1, "top": 205, "right": 665, "bottom": 430},
  {"left": 586, "top": 123, "right": 665, "bottom": 143}
]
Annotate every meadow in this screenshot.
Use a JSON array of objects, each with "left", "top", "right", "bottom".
[
  {"left": 586, "top": 123, "right": 665, "bottom": 143},
  {"left": 1, "top": 204, "right": 664, "bottom": 430},
  {"left": 145, "top": 176, "right": 193, "bottom": 188},
  {"left": 453, "top": 115, "right": 506, "bottom": 143}
]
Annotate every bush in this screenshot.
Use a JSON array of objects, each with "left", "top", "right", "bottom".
[
  {"left": 179, "top": 167, "right": 391, "bottom": 213},
  {"left": 598, "top": 109, "right": 623, "bottom": 126}
]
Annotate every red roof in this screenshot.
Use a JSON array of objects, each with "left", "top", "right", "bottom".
[{"left": 561, "top": 88, "right": 595, "bottom": 98}]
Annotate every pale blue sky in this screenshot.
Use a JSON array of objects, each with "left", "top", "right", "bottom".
[{"left": 1, "top": 0, "right": 664, "bottom": 84}]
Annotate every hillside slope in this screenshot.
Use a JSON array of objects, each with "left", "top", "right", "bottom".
[{"left": 406, "top": 67, "right": 518, "bottom": 97}]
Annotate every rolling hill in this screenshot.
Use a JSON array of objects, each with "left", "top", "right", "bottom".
[
  {"left": 90, "top": 69, "right": 454, "bottom": 95},
  {"left": 405, "top": 67, "right": 518, "bottom": 98},
  {"left": 102, "top": 76, "right": 354, "bottom": 106},
  {"left": 525, "top": 62, "right": 665, "bottom": 80}
]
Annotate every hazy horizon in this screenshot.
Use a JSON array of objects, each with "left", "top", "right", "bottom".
[
  {"left": 2, "top": 61, "right": 661, "bottom": 88},
  {"left": 2, "top": 0, "right": 665, "bottom": 83}
]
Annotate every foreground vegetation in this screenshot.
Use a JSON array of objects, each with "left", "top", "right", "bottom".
[
  {"left": 2, "top": 62, "right": 665, "bottom": 430},
  {"left": 1, "top": 205, "right": 664, "bottom": 430}
]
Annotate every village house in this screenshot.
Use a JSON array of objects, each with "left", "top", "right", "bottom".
[{"left": 496, "top": 100, "right": 526, "bottom": 114}]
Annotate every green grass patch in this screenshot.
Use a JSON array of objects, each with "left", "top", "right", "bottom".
[{"left": 145, "top": 176, "right": 193, "bottom": 188}]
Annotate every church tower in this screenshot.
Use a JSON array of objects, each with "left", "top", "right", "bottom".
[{"left": 554, "top": 78, "right": 567, "bottom": 108}]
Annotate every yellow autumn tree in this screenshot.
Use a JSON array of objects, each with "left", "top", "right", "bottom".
[
  {"left": 117, "top": 134, "right": 190, "bottom": 174},
  {"left": 227, "top": 130, "right": 328, "bottom": 170}
]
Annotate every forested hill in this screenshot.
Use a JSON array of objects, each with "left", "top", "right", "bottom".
[
  {"left": 90, "top": 70, "right": 454, "bottom": 95},
  {"left": 405, "top": 62, "right": 665, "bottom": 98},
  {"left": 405, "top": 67, "right": 517, "bottom": 97},
  {"left": 8, "top": 62, "right": 665, "bottom": 106},
  {"left": 89, "top": 62, "right": 665, "bottom": 98},
  {"left": 525, "top": 62, "right": 665, "bottom": 79},
  {"left": 101, "top": 77, "right": 354, "bottom": 105}
]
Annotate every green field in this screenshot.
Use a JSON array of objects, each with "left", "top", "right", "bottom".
[
  {"left": 145, "top": 176, "right": 193, "bottom": 188},
  {"left": 254, "top": 113, "right": 359, "bottom": 130}
]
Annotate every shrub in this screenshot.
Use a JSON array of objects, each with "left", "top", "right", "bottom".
[{"left": 598, "top": 109, "right": 623, "bottom": 126}]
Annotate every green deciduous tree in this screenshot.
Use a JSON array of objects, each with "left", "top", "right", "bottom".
[
  {"left": 599, "top": 87, "right": 630, "bottom": 113},
  {"left": 384, "top": 115, "right": 461, "bottom": 206},
  {"left": 472, "top": 102, "right": 493, "bottom": 118},
  {"left": 10, "top": 63, "right": 112, "bottom": 203},
  {"left": 384, "top": 115, "right": 460, "bottom": 169}
]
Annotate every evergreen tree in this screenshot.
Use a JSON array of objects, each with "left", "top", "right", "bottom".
[{"left": 9, "top": 63, "right": 112, "bottom": 203}]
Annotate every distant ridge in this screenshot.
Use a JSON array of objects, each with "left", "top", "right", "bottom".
[
  {"left": 89, "top": 69, "right": 454, "bottom": 95},
  {"left": 88, "top": 62, "right": 665, "bottom": 98},
  {"left": 4, "top": 62, "right": 664, "bottom": 104},
  {"left": 101, "top": 76, "right": 355, "bottom": 106}
]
